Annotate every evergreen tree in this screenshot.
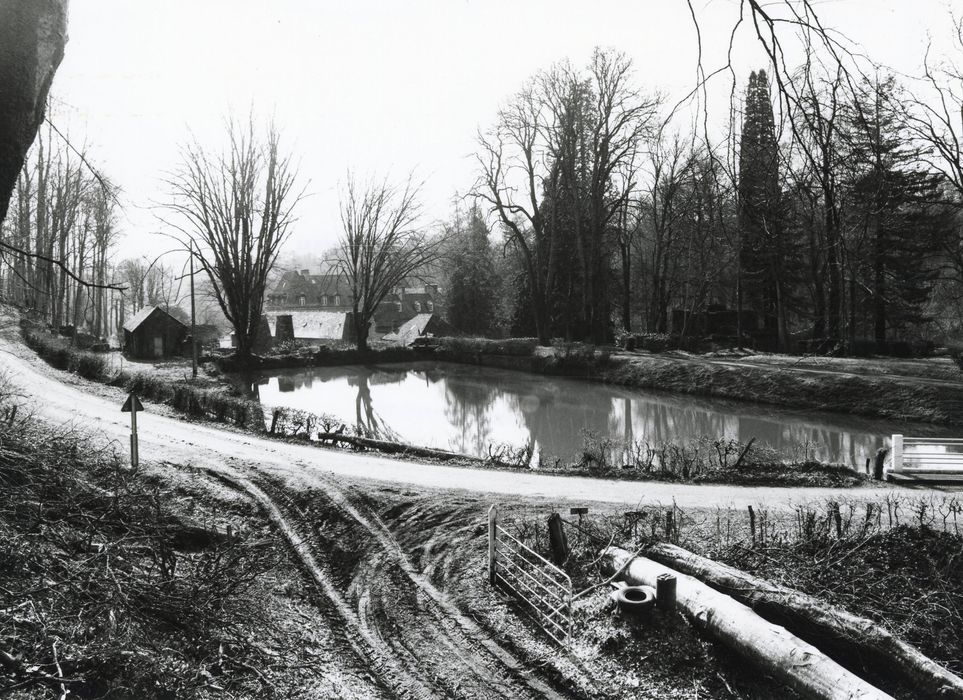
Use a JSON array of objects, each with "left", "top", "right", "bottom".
[
  {"left": 445, "top": 205, "right": 500, "bottom": 336},
  {"left": 843, "top": 75, "right": 953, "bottom": 342},
  {"left": 738, "top": 70, "right": 793, "bottom": 348}
]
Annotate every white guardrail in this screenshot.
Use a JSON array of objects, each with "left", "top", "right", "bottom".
[
  {"left": 890, "top": 434, "right": 963, "bottom": 475},
  {"left": 488, "top": 506, "right": 572, "bottom": 647}
]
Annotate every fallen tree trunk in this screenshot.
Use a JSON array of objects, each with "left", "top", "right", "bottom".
[
  {"left": 601, "top": 547, "right": 892, "bottom": 700},
  {"left": 315, "top": 432, "right": 473, "bottom": 462},
  {"left": 644, "top": 542, "right": 963, "bottom": 700}
]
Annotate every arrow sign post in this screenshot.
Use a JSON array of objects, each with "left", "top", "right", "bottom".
[{"left": 121, "top": 392, "right": 144, "bottom": 468}]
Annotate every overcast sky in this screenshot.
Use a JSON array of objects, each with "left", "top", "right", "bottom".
[{"left": 49, "top": 0, "right": 958, "bottom": 264}]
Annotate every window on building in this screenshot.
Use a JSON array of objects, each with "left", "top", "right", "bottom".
[
  {"left": 334, "top": 295, "right": 341, "bottom": 306},
  {"left": 320, "top": 295, "right": 328, "bottom": 306},
  {"left": 279, "top": 295, "right": 287, "bottom": 306},
  {"left": 298, "top": 295, "right": 306, "bottom": 307},
  {"left": 413, "top": 301, "right": 421, "bottom": 313},
  {"left": 426, "top": 301, "right": 433, "bottom": 312}
]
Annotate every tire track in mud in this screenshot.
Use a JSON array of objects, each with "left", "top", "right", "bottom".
[
  {"left": 202, "top": 462, "right": 568, "bottom": 699},
  {"left": 198, "top": 465, "right": 434, "bottom": 699}
]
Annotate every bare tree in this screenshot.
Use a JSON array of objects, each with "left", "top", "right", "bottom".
[
  {"left": 335, "top": 173, "right": 440, "bottom": 351},
  {"left": 476, "top": 80, "right": 556, "bottom": 345},
  {"left": 639, "top": 131, "right": 699, "bottom": 332},
  {"left": 477, "top": 49, "right": 657, "bottom": 344},
  {"left": 553, "top": 49, "right": 659, "bottom": 343},
  {"left": 164, "top": 118, "right": 303, "bottom": 360},
  {"left": 908, "top": 16, "right": 963, "bottom": 199}
]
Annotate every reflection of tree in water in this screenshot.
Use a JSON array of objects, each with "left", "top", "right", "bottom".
[
  {"left": 626, "top": 398, "right": 883, "bottom": 466},
  {"left": 509, "top": 380, "right": 617, "bottom": 462},
  {"left": 232, "top": 374, "right": 267, "bottom": 401},
  {"left": 347, "top": 369, "right": 404, "bottom": 441},
  {"left": 629, "top": 400, "right": 735, "bottom": 447},
  {"left": 442, "top": 375, "right": 500, "bottom": 456}
]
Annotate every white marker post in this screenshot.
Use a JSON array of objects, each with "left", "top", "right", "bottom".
[{"left": 121, "top": 392, "right": 145, "bottom": 468}]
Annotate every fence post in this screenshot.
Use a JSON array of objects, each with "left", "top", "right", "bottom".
[
  {"left": 547, "top": 512, "right": 569, "bottom": 566},
  {"left": 488, "top": 504, "right": 497, "bottom": 586},
  {"left": 656, "top": 573, "right": 677, "bottom": 611},
  {"left": 891, "top": 434, "right": 903, "bottom": 473}
]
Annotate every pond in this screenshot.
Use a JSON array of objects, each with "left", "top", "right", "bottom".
[{"left": 239, "top": 361, "right": 949, "bottom": 468}]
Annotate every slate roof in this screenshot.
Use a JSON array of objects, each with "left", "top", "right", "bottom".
[
  {"left": 266, "top": 310, "right": 349, "bottom": 340},
  {"left": 384, "top": 313, "right": 460, "bottom": 345},
  {"left": 122, "top": 306, "right": 186, "bottom": 333},
  {"left": 269, "top": 272, "right": 351, "bottom": 300}
]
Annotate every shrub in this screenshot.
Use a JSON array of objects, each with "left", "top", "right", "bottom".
[
  {"left": 267, "top": 406, "right": 342, "bottom": 438},
  {"left": 74, "top": 352, "right": 110, "bottom": 381},
  {"left": 25, "top": 328, "right": 265, "bottom": 432},
  {"left": 622, "top": 332, "right": 671, "bottom": 353},
  {"left": 839, "top": 338, "right": 936, "bottom": 358},
  {"left": 271, "top": 339, "right": 306, "bottom": 355},
  {"left": 552, "top": 342, "right": 610, "bottom": 370},
  {"left": 122, "top": 371, "right": 174, "bottom": 402},
  {"left": 23, "top": 328, "right": 110, "bottom": 380},
  {"left": 949, "top": 342, "right": 963, "bottom": 373},
  {"left": 436, "top": 336, "right": 539, "bottom": 357}
]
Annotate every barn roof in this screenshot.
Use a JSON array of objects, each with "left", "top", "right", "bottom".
[{"left": 122, "top": 306, "right": 187, "bottom": 333}]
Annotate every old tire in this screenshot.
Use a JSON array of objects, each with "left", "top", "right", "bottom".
[{"left": 616, "top": 585, "right": 656, "bottom": 615}]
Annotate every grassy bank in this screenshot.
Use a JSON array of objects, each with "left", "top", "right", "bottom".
[{"left": 603, "top": 352, "right": 963, "bottom": 425}]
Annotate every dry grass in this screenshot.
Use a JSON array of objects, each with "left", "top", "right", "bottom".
[
  {"left": 0, "top": 378, "right": 282, "bottom": 697},
  {"left": 500, "top": 492, "right": 963, "bottom": 698}
]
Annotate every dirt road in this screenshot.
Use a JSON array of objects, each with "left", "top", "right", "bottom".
[{"left": 0, "top": 340, "right": 952, "bottom": 509}]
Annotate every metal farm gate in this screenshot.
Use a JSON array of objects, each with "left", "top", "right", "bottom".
[
  {"left": 890, "top": 434, "right": 963, "bottom": 481},
  {"left": 487, "top": 505, "right": 572, "bottom": 646}
]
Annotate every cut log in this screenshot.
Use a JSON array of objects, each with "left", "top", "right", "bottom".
[
  {"left": 644, "top": 542, "right": 963, "bottom": 700},
  {"left": 315, "top": 432, "right": 472, "bottom": 462},
  {"left": 601, "top": 547, "right": 893, "bottom": 700}
]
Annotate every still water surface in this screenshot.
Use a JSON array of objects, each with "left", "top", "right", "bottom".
[{"left": 242, "top": 362, "right": 944, "bottom": 467}]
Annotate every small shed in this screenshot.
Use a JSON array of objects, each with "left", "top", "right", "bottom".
[{"left": 123, "top": 306, "right": 188, "bottom": 359}]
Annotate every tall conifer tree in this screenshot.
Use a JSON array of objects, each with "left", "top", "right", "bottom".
[{"left": 738, "top": 70, "right": 791, "bottom": 348}]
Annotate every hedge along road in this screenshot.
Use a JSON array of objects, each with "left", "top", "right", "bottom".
[{"left": 0, "top": 338, "right": 955, "bottom": 510}]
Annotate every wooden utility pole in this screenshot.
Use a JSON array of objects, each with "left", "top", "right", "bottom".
[{"left": 190, "top": 240, "right": 197, "bottom": 379}]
